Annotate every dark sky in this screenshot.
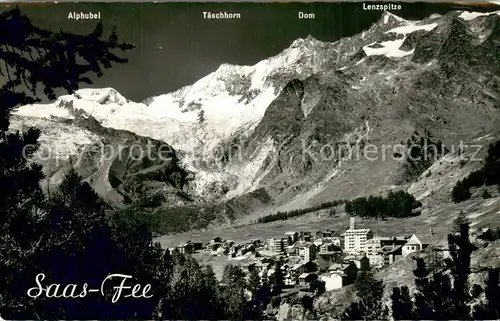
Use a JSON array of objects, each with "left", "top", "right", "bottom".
[{"left": 4, "top": 2, "right": 499, "bottom": 101}]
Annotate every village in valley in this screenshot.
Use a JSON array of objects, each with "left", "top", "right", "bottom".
[{"left": 168, "top": 217, "right": 440, "bottom": 293}]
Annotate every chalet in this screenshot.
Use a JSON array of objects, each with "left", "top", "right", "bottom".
[
  {"left": 223, "top": 240, "right": 235, "bottom": 249},
  {"left": 321, "top": 271, "right": 345, "bottom": 291},
  {"left": 207, "top": 241, "right": 222, "bottom": 252},
  {"left": 249, "top": 239, "right": 262, "bottom": 248},
  {"left": 366, "top": 236, "right": 407, "bottom": 267},
  {"left": 192, "top": 242, "right": 203, "bottom": 251},
  {"left": 299, "top": 231, "right": 312, "bottom": 242},
  {"left": 321, "top": 256, "right": 363, "bottom": 290},
  {"left": 328, "top": 263, "right": 343, "bottom": 272},
  {"left": 285, "top": 231, "right": 299, "bottom": 243},
  {"left": 402, "top": 234, "right": 433, "bottom": 257},
  {"left": 211, "top": 245, "right": 226, "bottom": 256},
  {"left": 384, "top": 245, "right": 403, "bottom": 265},
  {"left": 313, "top": 238, "right": 324, "bottom": 247},
  {"left": 284, "top": 272, "right": 296, "bottom": 286},
  {"left": 317, "top": 251, "right": 342, "bottom": 271},
  {"left": 328, "top": 262, "right": 358, "bottom": 284},
  {"left": 322, "top": 230, "right": 334, "bottom": 238},
  {"left": 229, "top": 244, "right": 242, "bottom": 256},
  {"left": 367, "top": 244, "right": 404, "bottom": 268},
  {"left": 260, "top": 257, "right": 275, "bottom": 264},
  {"left": 245, "top": 244, "right": 256, "bottom": 253},
  {"left": 342, "top": 262, "right": 358, "bottom": 284},
  {"left": 291, "top": 263, "right": 306, "bottom": 276},
  {"left": 319, "top": 242, "right": 341, "bottom": 253},
  {"left": 298, "top": 273, "right": 317, "bottom": 286},
  {"left": 286, "top": 244, "right": 298, "bottom": 256},
  {"left": 331, "top": 237, "right": 344, "bottom": 248},
  {"left": 236, "top": 244, "right": 255, "bottom": 256},
  {"left": 290, "top": 261, "right": 317, "bottom": 279},
  {"left": 237, "top": 247, "right": 248, "bottom": 257},
  {"left": 343, "top": 254, "right": 356, "bottom": 263},
  {"left": 353, "top": 256, "right": 370, "bottom": 271},
  {"left": 366, "top": 237, "right": 407, "bottom": 256},
  {"left": 477, "top": 227, "right": 494, "bottom": 241},
  {"left": 178, "top": 243, "right": 194, "bottom": 254},
  {"left": 303, "top": 261, "right": 317, "bottom": 272}
]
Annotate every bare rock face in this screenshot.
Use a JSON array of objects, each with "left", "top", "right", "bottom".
[
  {"left": 276, "top": 300, "right": 313, "bottom": 321},
  {"left": 226, "top": 10, "right": 500, "bottom": 209},
  {"left": 10, "top": 113, "right": 190, "bottom": 208}
]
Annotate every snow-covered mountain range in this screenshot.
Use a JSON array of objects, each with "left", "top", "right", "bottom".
[{"left": 10, "top": 9, "right": 500, "bottom": 222}]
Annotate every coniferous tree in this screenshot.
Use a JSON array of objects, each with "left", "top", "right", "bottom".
[
  {"left": 271, "top": 260, "right": 285, "bottom": 294},
  {"left": 343, "top": 270, "right": 386, "bottom": 320},
  {"left": 473, "top": 268, "right": 500, "bottom": 319},
  {"left": 154, "top": 249, "right": 175, "bottom": 318},
  {"left": 453, "top": 211, "right": 469, "bottom": 233},
  {"left": 309, "top": 279, "right": 326, "bottom": 297},
  {"left": 444, "top": 222, "right": 478, "bottom": 318},
  {"left": 452, "top": 180, "right": 472, "bottom": 203},
  {"left": 200, "top": 265, "right": 224, "bottom": 319},
  {"left": 411, "top": 258, "right": 455, "bottom": 320},
  {"left": 395, "top": 216, "right": 482, "bottom": 320},
  {"left": 253, "top": 272, "right": 272, "bottom": 317},
  {"left": 197, "top": 109, "right": 206, "bottom": 124},
  {"left": 248, "top": 268, "right": 261, "bottom": 300},
  {"left": 169, "top": 255, "right": 218, "bottom": 319},
  {"left": 482, "top": 189, "right": 492, "bottom": 199},
  {"left": 390, "top": 286, "right": 414, "bottom": 320},
  {"left": 0, "top": 7, "right": 186, "bottom": 320},
  {"left": 221, "top": 265, "right": 248, "bottom": 320}
]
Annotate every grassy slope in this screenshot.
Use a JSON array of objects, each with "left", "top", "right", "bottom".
[{"left": 154, "top": 196, "right": 500, "bottom": 248}]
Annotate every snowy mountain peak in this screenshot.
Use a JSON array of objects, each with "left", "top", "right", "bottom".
[
  {"left": 385, "top": 21, "right": 439, "bottom": 36},
  {"left": 381, "top": 11, "right": 407, "bottom": 24},
  {"left": 12, "top": 7, "right": 500, "bottom": 208},
  {"left": 458, "top": 10, "right": 500, "bottom": 21},
  {"left": 57, "top": 87, "right": 129, "bottom": 106},
  {"left": 290, "top": 35, "right": 324, "bottom": 48}
]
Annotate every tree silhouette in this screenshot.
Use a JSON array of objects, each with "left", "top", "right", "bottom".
[
  {"left": 343, "top": 270, "right": 386, "bottom": 320},
  {"left": 0, "top": 7, "right": 134, "bottom": 131},
  {"left": 473, "top": 268, "right": 500, "bottom": 319},
  {"left": 390, "top": 216, "right": 499, "bottom": 320},
  {"left": 0, "top": 6, "right": 138, "bottom": 319},
  {"left": 391, "top": 286, "right": 414, "bottom": 320},
  {"left": 451, "top": 140, "right": 500, "bottom": 203},
  {"left": 197, "top": 109, "right": 205, "bottom": 124},
  {"left": 221, "top": 265, "right": 248, "bottom": 320}
]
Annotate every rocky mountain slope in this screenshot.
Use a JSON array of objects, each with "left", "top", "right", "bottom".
[{"left": 10, "top": 9, "right": 500, "bottom": 222}]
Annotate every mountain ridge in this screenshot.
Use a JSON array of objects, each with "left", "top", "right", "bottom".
[{"left": 10, "top": 8, "right": 500, "bottom": 227}]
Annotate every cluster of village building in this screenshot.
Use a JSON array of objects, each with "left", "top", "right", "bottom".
[{"left": 171, "top": 218, "right": 434, "bottom": 291}]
